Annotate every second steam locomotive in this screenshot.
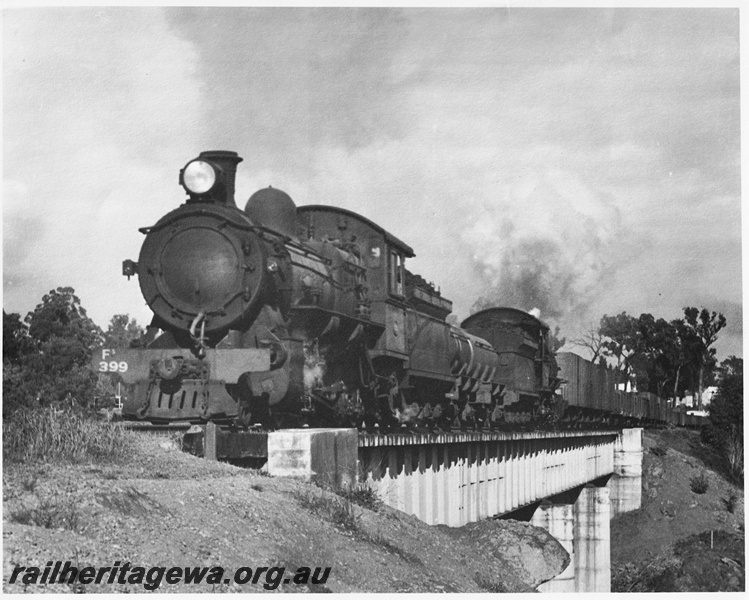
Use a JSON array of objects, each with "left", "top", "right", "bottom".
[{"left": 98, "top": 150, "right": 560, "bottom": 430}]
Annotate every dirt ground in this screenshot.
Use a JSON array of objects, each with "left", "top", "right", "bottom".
[
  {"left": 4, "top": 426, "right": 743, "bottom": 593},
  {"left": 3, "top": 432, "right": 557, "bottom": 594},
  {"left": 610, "top": 428, "right": 745, "bottom": 592}
]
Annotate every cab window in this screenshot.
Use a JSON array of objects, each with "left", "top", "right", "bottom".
[{"left": 389, "top": 250, "right": 404, "bottom": 296}]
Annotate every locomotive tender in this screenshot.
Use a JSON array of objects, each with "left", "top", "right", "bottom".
[
  {"left": 98, "top": 150, "right": 558, "bottom": 430},
  {"left": 96, "top": 150, "right": 703, "bottom": 431}
]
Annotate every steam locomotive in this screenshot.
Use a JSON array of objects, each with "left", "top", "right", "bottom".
[
  {"left": 95, "top": 150, "right": 702, "bottom": 431},
  {"left": 97, "top": 150, "right": 560, "bottom": 430}
]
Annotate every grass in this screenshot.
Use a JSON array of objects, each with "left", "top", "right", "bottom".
[
  {"left": 296, "top": 480, "right": 381, "bottom": 527},
  {"left": 293, "top": 484, "right": 419, "bottom": 564},
  {"left": 333, "top": 482, "right": 382, "bottom": 512},
  {"left": 10, "top": 487, "right": 81, "bottom": 532},
  {"left": 615, "top": 530, "right": 745, "bottom": 592},
  {"left": 612, "top": 551, "right": 682, "bottom": 592},
  {"left": 3, "top": 406, "right": 137, "bottom": 464},
  {"left": 293, "top": 488, "right": 361, "bottom": 532},
  {"left": 689, "top": 472, "right": 710, "bottom": 494}
]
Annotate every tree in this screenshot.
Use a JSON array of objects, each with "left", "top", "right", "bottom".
[
  {"left": 599, "top": 312, "right": 639, "bottom": 390},
  {"left": 590, "top": 307, "right": 727, "bottom": 403},
  {"left": 3, "top": 287, "right": 104, "bottom": 416},
  {"left": 571, "top": 323, "right": 607, "bottom": 365},
  {"left": 26, "top": 287, "right": 103, "bottom": 351},
  {"left": 103, "top": 314, "right": 145, "bottom": 348},
  {"left": 668, "top": 318, "right": 702, "bottom": 401},
  {"left": 3, "top": 311, "right": 31, "bottom": 365},
  {"left": 705, "top": 356, "right": 743, "bottom": 482},
  {"left": 717, "top": 355, "right": 743, "bottom": 379},
  {"left": 682, "top": 307, "right": 726, "bottom": 408},
  {"left": 629, "top": 313, "right": 679, "bottom": 398}
]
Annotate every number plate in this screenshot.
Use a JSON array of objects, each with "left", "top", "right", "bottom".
[{"left": 93, "top": 348, "right": 271, "bottom": 384}]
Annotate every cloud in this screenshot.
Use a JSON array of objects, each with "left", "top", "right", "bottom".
[
  {"left": 3, "top": 7, "right": 741, "bottom": 360},
  {"left": 165, "top": 8, "right": 413, "bottom": 167},
  {"left": 3, "top": 8, "right": 205, "bottom": 327},
  {"left": 182, "top": 7, "right": 738, "bottom": 353}
]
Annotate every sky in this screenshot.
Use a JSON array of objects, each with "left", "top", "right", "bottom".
[{"left": 3, "top": 6, "right": 743, "bottom": 360}]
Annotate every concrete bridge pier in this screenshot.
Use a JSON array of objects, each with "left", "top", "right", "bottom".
[
  {"left": 574, "top": 484, "right": 611, "bottom": 592},
  {"left": 531, "top": 484, "right": 611, "bottom": 593},
  {"left": 531, "top": 501, "right": 576, "bottom": 592},
  {"left": 607, "top": 427, "right": 643, "bottom": 516},
  {"left": 531, "top": 426, "right": 643, "bottom": 593}
]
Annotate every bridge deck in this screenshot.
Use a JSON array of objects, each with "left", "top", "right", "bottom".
[
  {"left": 358, "top": 429, "right": 619, "bottom": 447},
  {"left": 359, "top": 430, "right": 619, "bottom": 526}
]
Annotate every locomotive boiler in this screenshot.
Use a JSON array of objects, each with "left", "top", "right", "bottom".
[{"left": 97, "top": 150, "right": 560, "bottom": 430}]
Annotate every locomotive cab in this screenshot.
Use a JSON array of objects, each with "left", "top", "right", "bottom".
[{"left": 297, "top": 204, "right": 504, "bottom": 428}]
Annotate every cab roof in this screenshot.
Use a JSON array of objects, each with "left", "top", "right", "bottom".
[{"left": 298, "top": 204, "right": 415, "bottom": 258}]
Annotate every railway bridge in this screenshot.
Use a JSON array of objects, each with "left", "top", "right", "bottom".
[{"left": 202, "top": 424, "right": 643, "bottom": 592}]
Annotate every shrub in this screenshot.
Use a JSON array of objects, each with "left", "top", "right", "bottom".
[
  {"left": 724, "top": 431, "right": 744, "bottom": 483},
  {"left": 690, "top": 473, "right": 709, "bottom": 494},
  {"left": 704, "top": 358, "right": 743, "bottom": 484},
  {"left": 651, "top": 445, "right": 668, "bottom": 457},
  {"left": 722, "top": 491, "right": 739, "bottom": 513},
  {"left": 3, "top": 406, "right": 136, "bottom": 464},
  {"left": 293, "top": 488, "right": 360, "bottom": 532},
  {"left": 21, "top": 474, "right": 38, "bottom": 492},
  {"left": 334, "top": 482, "right": 382, "bottom": 512},
  {"left": 10, "top": 488, "right": 81, "bottom": 531}
]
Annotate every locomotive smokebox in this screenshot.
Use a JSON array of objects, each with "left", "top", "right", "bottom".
[{"left": 137, "top": 149, "right": 270, "bottom": 335}]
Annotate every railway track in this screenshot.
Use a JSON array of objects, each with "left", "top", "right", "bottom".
[{"left": 118, "top": 417, "right": 656, "bottom": 462}]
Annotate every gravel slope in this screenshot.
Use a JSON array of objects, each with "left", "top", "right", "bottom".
[
  {"left": 4, "top": 432, "right": 565, "bottom": 593},
  {"left": 610, "top": 428, "right": 744, "bottom": 592}
]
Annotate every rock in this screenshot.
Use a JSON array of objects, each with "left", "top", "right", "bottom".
[
  {"left": 649, "top": 463, "right": 664, "bottom": 479},
  {"left": 456, "top": 519, "right": 570, "bottom": 591},
  {"left": 660, "top": 502, "right": 676, "bottom": 518},
  {"left": 159, "top": 438, "right": 179, "bottom": 451}
]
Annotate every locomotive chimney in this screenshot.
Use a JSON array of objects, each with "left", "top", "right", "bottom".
[{"left": 196, "top": 150, "right": 243, "bottom": 206}]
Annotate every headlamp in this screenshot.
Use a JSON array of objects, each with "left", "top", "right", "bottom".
[{"left": 182, "top": 160, "right": 217, "bottom": 195}]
